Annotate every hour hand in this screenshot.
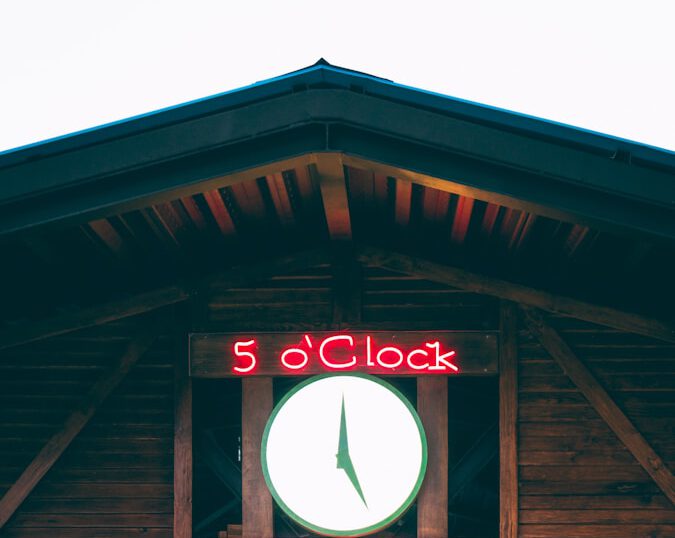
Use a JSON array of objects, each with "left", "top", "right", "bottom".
[
  {"left": 337, "top": 451, "right": 367, "bottom": 507},
  {"left": 336, "top": 395, "right": 367, "bottom": 507}
]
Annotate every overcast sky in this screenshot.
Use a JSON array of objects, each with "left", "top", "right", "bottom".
[{"left": 1, "top": 0, "right": 674, "bottom": 154}]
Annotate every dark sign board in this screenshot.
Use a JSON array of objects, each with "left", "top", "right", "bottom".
[{"left": 190, "top": 331, "right": 498, "bottom": 377}]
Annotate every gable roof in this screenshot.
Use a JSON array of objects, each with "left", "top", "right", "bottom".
[
  {"left": 0, "top": 60, "right": 674, "bottom": 330},
  {"left": 0, "top": 60, "right": 673, "bottom": 240}
]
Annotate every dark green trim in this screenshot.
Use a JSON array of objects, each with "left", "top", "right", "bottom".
[
  {"left": 261, "top": 373, "right": 428, "bottom": 537},
  {"left": 0, "top": 64, "right": 673, "bottom": 240}
]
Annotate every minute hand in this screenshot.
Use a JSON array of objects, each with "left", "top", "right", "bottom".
[{"left": 336, "top": 395, "right": 367, "bottom": 507}]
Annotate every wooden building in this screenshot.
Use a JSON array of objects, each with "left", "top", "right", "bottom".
[{"left": 0, "top": 60, "right": 674, "bottom": 537}]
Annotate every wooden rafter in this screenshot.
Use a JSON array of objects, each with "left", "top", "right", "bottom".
[
  {"left": 2, "top": 243, "right": 674, "bottom": 356},
  {"left": 521, "top": 307, "right": 675, "bottom": 506},
  {"left": 312, "top": 154, "right": 351, "bottom": 240},
  {"left": 448, "top": 422, "right": 498, "bottom": 501},
  {"left": 357, "top": 246, "right": 675, "bottom": 343},
  {"left": 395, "top": 178, "right": 412, "bottom": 228},
  {"left": 0, "top": 248, "right": 333, "bottom": 352},
  {"left": 0, "top": 317, "right": 162, "bottom": 528}
]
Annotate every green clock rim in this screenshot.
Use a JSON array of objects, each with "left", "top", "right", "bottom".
[{"left": 260, "top": 373, "right": 429, "bottom": 537}]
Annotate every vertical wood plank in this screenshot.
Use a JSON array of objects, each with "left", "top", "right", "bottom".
[
  {"left": 417, "top": 376, "right": 449, "bottom": 538},
  {"left": 499, "top": 302, "right": 518, "bottom": 538},
  {"left": 242, "top": 378, "right": 274, "bottom": 538},
  {"left": 174, "top": 309, "right": 193, "bottom": 538}
]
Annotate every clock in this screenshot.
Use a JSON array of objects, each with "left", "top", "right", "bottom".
[{"left": 261, "top": 374, "right": 428, "bottom": 537}]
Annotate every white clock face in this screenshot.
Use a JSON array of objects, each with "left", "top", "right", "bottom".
[{"left": 261, "top": 374, "right": 427, "bottom": 537}]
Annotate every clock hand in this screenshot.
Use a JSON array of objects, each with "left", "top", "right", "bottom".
[
  {"left": 339, "top": 452, "right": 368, "bottom": 508},
  {"left": 337, "top": 394, "right": 349, "bottom": 457},
  {"left": 336, "top": 395, "right": 368, "bottom": 508}
]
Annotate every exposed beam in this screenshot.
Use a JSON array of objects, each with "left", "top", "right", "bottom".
[
  {"left": 0, "top": 286, "right": 187, "bottom": 352},
  {"left": 448, "top": 422, "right": 498, "bottom": 501},
  {"left": 417, "top": 377, "right": 448, "bottom": 538},
  {"left": 312, "top": 154, "right": 352, "bottom": 240},
  {"left": 4, "top": 241, "right": 674, "bottom": 355},
  {"left": 395, "top": 178, "right": 412, "bottom": 228},
  {"left": 241, "top": 378, "right": 274, "bottom": 538},
  {"left": 3, "top": 76, "right": 674, "bottom": 242},
  {"left": 174, "top": 307, "right": 192, "bottom": 538},
  {"left": 0, "top": 318, "right": 161, "bottom": 528},
  {"left": 194, "top": 500, "right": 238, "bottom": 535},
  {"left": 521, "top": 307, "right": 675, "bottom": 506},
  {"left": 200, "top": 431, "right": 242, "bottom": 499},
  {"left": 499, "top": 302, "right": 518, "bottom": 538},
  {"left": 340, "top": 153, "right": 675, "bottom": 244},
  {"left": 199, "top": 430, "right": 303, "bottom": 538},
  {"left": 357, "top": 246, "right": 675, "bottom": 343},
  {"left": 0, "top": 247, "right": 333, "bottom": 351}
]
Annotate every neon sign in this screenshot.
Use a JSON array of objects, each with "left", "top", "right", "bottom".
[
  {"left": 190, "top": 331, "right": 499, "bottom": 378},
  {"left": 232, "top": 333, "right": 459, "bottom": 375}
]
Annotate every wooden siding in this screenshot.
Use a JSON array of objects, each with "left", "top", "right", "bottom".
[
  {"left": 0, "top": 262, "right": 673, "bottom": 537},
  {"left": 0, "top": 320, "right": 174, "bottom": 537},
  {"left": 518, "top": 315, "right": 675, "bottom": 538},
  {"left": 200, "top": 264, "right": 499, "bottom": 333}
]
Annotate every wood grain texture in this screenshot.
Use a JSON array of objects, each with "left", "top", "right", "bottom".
[
  {"left": 417, "top": 376, "right": 448, "bottom": 537},
  {"left": 0, "top": 248, "right": 332, "bottom": 352},
  {"left": 174, "top": 309, "right": 192, "bottom": 538},
  {"left": 0, "top": 287, "right": 186, "bottom": 352},
  {"left": 357, "top": 245, "right": 675, "bottom": 343},
  {"left": 311, "top": 155, "right": 351, "bottom": 240},
  {"left": 522, "top": 307, "right": 675, "bottom": 506},
  {"left": 0, "top": 319, "right": 161, "bottom": 528},
  {"left": 241, "top": 378, "right": 273, "bottom": 538},
  {"left": 331, "top": 255, "right": 362, "bottom": 328},
  {"left": 500, "top": 302, "right": 518, "bottom": 538}
]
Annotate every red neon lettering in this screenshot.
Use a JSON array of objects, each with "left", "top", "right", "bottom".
[
  {"left": 319, "top": 335, "right": 357, "bottom": 369},
  {"left": 233, "top": 339, "right": 257, "bottom": 374},
  {"left": 406, "top": 348, "right": 430, "bottom": 370},
  {"left": 376, "top": 346, "right": 404, "bottom": 369},
  {"left": 426, "top": 341, "right": 458, "bottom": 372},
  {"left": 280, "top": 335, "right": 311, "bottom": 370},
  {"left": 280, "top": 348, "right": 309, "bottom": 370},
  {"left": 366, "top": 335, "right": 375, "bottom": 366}
]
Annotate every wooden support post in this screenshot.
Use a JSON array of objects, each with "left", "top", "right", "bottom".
[
  {"left": 242, "top": 378, "right": 274, "bottom": 538},
  {"left": 0, "top": 319, "right": 160, "bottom": 529},
  {"left": 499, "top": 302, "right": 518, "bottom": 538},
  {"left": 522, "top": 307, "right": 675, "bottom": 506},
  {"left": 174, "top": 308, "right": 192, "bottom": 538},
  {"left": 417, "top": 377, "right": 448, "bottom": 538}
]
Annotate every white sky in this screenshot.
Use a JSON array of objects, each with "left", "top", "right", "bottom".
[{"left": 1, "top": 0, "right": 674, "bottom": 154}]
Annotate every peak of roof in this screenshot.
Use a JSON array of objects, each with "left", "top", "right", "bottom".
[
  {"left": 1, "top": 59, "right": 673, "bottom": 172},
  {"left": 272, "top": 58, "right": 393, "bottom": 83}
]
